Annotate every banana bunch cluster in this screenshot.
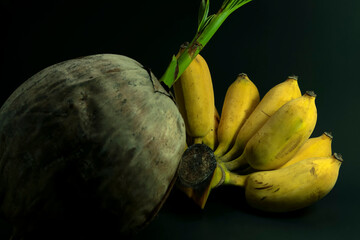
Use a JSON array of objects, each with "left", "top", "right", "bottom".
[{"left": 173, "top": 54, "right": 343, "bottom": 212}]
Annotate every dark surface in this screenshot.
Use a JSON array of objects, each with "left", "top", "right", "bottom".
[{"left": 1, "top": 0, "right": 360, "bottom": 239}]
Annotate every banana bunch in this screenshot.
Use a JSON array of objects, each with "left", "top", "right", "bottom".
[{"left": 172, "top": 54, "right": 342, "bottom": 212}]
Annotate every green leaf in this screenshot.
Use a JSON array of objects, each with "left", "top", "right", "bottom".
[
  {"left": 223, "top": 0, "right": 252, "bottom": 13},
  {"left": 221, "top": 0, "right": 231, "bottom": 9},
  {"left": 197, "top": 0, "right": 210, "bottom": 32},
  {"left": 160, "top": 55, "right": 179, "bottom": 88},
  {"left": 198, "top": 0, "right": 206, "bottom": 28},
  {"left": 203, "top": 14, "right": 215, "bottom": 30},
  {"left": 160, "top": 0, "right": 253, "bottom": 88}
]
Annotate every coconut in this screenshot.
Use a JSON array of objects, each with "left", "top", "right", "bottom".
[{"left": 0, "top": 54, "right": 186, "bottom": 239}]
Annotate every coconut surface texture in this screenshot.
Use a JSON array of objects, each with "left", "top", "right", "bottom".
[{"left": 0, "top": 54, "right": 186, "bottom": 238}]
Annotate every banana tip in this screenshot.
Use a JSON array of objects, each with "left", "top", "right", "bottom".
[
  {"left": 324, "top": 131, "right": 333, "bottom": 139},
  {"left": 287, "top": 75, "right": 298, "bottom": 81},
  {"left": 305, "top": 90, "right": 317, "bottom": 98},
  {"left": 333, "top": 153, "right": 343, "bottom": 162},
  {"left": 238, "top": 73, "right": 248, "bottom": 78}
]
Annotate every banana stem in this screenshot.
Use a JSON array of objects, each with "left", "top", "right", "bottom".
[
  {"left": 159, "top": 0, "right": 253, "bottom": 88},
  {"left": 213, "top": 162, "right": 248, "bottom": 188},
  {"left": 215, "top": 162, "right": 247, "bottom": 187},
  {"left": 224, "top": 153, "right": 248, "bottom": 171},
  {"left": 214, "top": 143, "right": 229, "bottom": 158},
  {"left": 223, "top": 171, "right": 248, "bottom": 187},
  {"left": 194, "top": 137, "right": 203, "bottom": 144}
]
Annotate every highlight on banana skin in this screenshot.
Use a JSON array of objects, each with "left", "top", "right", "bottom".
[{"left": 173, "top": 54, "right": 343, "bottom": 212}]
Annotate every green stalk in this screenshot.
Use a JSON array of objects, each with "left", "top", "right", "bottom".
[{"left": 159, "top": 0, "right": 253, "bottom": 88}]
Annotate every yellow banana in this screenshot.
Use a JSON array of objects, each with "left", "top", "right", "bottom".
[
  {"left": 225, "top": 91, "right": 317, "bottom": 171},
  {"left": 224, "top": 154, "right": 343, "bottom": 212},
  {"left": 173, "top": 54, "right": 215, "bottom": 143},
  {"left": 279, "top": 132, "right": 333, "bottom": 168},
  {"left": 214, "top": 73, "right": 260, "bottom": 158},
  {"left": 237, "top": 131, "right": 333, "bottom": 175},
  {"left": 220, "top": 76, "right": 301, "bottom": 162},
  {"left": 202, "top": 107, "right": 220, "bottom": 150}
]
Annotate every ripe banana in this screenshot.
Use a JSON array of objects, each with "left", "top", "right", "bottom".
[
  {"left": 214, "top": 73, "right": 260, "bottom": 158},
  {"left": 224, "top": 154, "right": 343, "bottom": 212},
  {"left": 202, "top": 107, "right": 220, "bottom": 150},
  {"left": 279, "top": 132, "right": 333, "bottom": 168},
  {"left": 237, "top": 131, "right": 333, "bottom": 175},
  {"left": 235, "top": 131, "right": 333, "bottom": 174},
  {"left": 225, "top": 91, "right": 317, "bottom": 171},
  {"left": 220, "top": 76, "right": 301, "bottom": 162},
  {"left": 173, "top": 54, "right": 215, "bottom": 143}
]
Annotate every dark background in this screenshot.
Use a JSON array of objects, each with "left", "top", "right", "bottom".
[{"left": 1, "top": 0, "right": 360, "bottom": 239}]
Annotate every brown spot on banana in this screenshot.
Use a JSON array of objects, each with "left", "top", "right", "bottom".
[
  {"left": 273, "top": 188, "right": 280, "bottom": 192},
  {"left": 310, "top": 166, "right": 317, "bottom": 177},
  {"left": 275, "top": 135, "right": 303, "bottom": 160},
  {"left": 254, "top": 185, "right": 274, "bottom": 190},
  {"left": 261, "top": 110, "right": 271, "bottom": 118}
]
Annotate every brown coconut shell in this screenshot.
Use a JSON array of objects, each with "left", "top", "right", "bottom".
[{"left": 0, "top": 54, "right": 186, "bottom": 239}]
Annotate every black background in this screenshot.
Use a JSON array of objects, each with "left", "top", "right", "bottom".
[{"left": 1, "top": 0, "right": 360, "bottom": 239}]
